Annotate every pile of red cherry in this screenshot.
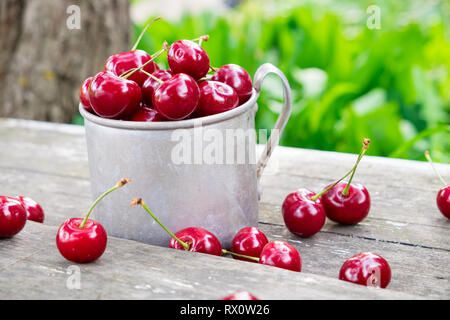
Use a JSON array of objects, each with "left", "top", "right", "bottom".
[{"left": 80, "top": 25, "right": 253, "bottom": 122}]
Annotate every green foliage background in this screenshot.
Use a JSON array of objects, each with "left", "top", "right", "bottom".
[{"left": 132, "top": 0, "right": 450, "bottom": 162}]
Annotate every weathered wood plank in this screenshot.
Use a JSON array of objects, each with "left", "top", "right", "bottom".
[
  {"left": 257, "top": 205, "right": 450, "bottom": 299},
  {"left": 0, "top": 222, "right": 421, "bottom": 300}
]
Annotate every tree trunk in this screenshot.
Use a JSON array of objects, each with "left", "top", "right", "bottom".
[{"left": 0, "top": 0, "right": 130, "bottom": 123}]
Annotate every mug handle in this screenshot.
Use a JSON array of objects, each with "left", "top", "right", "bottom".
[{"left": 253, "top": 63, "right": 292, "bottom": 197}]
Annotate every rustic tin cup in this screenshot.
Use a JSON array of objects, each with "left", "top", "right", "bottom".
[{"left": 79, "top": 63, "right": 292, "bottom": 248}]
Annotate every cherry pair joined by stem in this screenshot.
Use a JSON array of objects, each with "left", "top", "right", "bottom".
[
  {"left": 425, "top": 151, "right": 450, "bottom": 219},
  {"left": 56, "top": 178, "right": 130, "bottom": 263},
  {"left": 339, "top": 252, "right": 391, "bottom": 288},
  {"left": 0, "top": 196, "right": 27, "bottom": 238},
  {"left": 282, "top": 138, "right": 371, "bottom": 238}
]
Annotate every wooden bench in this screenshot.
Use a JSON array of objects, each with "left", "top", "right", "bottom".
[{"left": 1, "top": 118, "right": 448, "bottom": 299}]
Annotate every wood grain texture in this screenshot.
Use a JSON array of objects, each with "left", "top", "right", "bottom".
[
  {"left": 0, "top": 118, "right": 449, "bottom": 299},
  {"left": 0, "top": 222, "right": 420, "bottom": 300}
]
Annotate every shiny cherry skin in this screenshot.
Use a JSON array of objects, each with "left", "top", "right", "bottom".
[
  {"left": 56, "top": 218, "right": 107, "bottom": 263},
  {"left": 259, "top": 241, "right": 302, "bottom": 272},
  {"left": 320, "top": 181, "right": 370, "bottom": 225},
  {"left": 104, "top": 49, "right": 158, "bottom": 86},
  {"left": 127, "top": 106, "right": 165, "bottom": 122},
  {"left": 89, "top": 71, "right": 142, "bottom": 119},
  {"left": 15, "top": 196, "right": 44, "bottom": 223},
  {"left": 153, "top": 73, "right": 200, "bottom": 120},
  {"left": 211, "top": 64, "right": 253, "bottom": 105},
  {"left": 169, "top": 227, "right": 222, "bottom": 256},
  {"left": 282, "top": 188, "right": 326, "bottom": 237},
  {"left": 0, "top": 196, "right": 27, "bottom": 238},
  {"left": 437, "top": 185, "right": 450, "bottom": 219},
  {"left": 167, "top": 40, "right": 210, "bottom": 80},
  {"left": 339, "top": 252, "right": 391, "bottom": 288},
  {"left": 195, "top": 80, "right": 239, "bottom": 117},
  {"left": 79, "top": 77, "right": 94, "bottom": 113},
  {"left": 230, "top": 227, "right": 268, "bottom": 263},
  {"left": 222, "top": 291, "right": 259, "bottom": 300},
  {"left": 141, "top": 69, "right": 173, "bottom": 106}
]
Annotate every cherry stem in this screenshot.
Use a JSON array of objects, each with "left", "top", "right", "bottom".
[
  {"left": 191, "top": 35, "right": 209, "bottom": 46},
  {"left": 120, "top": 42, "right": 168, "bottom": 79},
  {"left": 130, "top": 198, "right": 190, "bottom": 251},
  {"left": 79, "top": 178, "right": 131, "bottom": 229},
  {"left": 141, "top": 70, "right": 163, "bottom": 84},
  {"left": 342, "top": 138, "right": 370, "bottom": 196},
  {"left": 221, "top": 249, "right": 260, "bottom": 262},
  {"left": 310, "top": 138, "right": 370, "bottom": 201},
  {"left": 425, "top": 150, "right": 447, "bottom": 186},
  {"left": 131, "top": 16, "right": 162, "bottom": 51},
  {"left": 209, "top": 66, "right": 217, "bottom": 73}
]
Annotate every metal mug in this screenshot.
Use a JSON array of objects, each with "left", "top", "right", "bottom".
[{"left": 79, "top": 63, "right": 292, "bottom": 248}]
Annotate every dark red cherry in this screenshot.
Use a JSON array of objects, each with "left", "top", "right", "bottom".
[
  {"left": 195, "top": 80, "right": 239, "bottom": 117},
  {"left": 15, "top": 196, "right": 44, "bottom": 223},
  {"left": 320, "top": 182, "right": 370, "bottom": 225},
  {"left": 0, "top": 196, "right": 27, "bottom": 238},
  {"left": 56, "top": 218, "right": 107, "bottom": 263},
  {"left": 167, "top": 40, "right": 210, "bottom": 80},
  {"left": 79, "top": 77, "right": 94, "bottom": 113},
  {"left": 211, "top": 64, "right": 252, "bottom": 105},
  {"left": 437, "top": 185, "right": 450, "bottom": 219},
  {"left": 339, "top": 252, "right": 391, "bottom": 288},
  {"left": 88, "top": 71, "right": 142, "bottom": 119},
  {"left": 230, "top": 227, "right": 268, "bottom": 263},
  {"left": 153, "top": 73, "right": 200, "bottom": 120},
  {"left": 259, "top": 241, "right": 302, "bottom": 272},
  {"left": 141, "top": 69, "right": 173, "bottom": 106},
  {"left": 127, "top": 106, "right": 165, "bottom": 122},
  {"left": 282, "top": 188, "right": 326, "bottom": 237},
  {"left": 104, "top": 49, "right": 158, "bottom": 86},
  {"left": 221, "top": 291, "right": 259, "bottom": 300},
  {"left": 169, "top": 227, "right": 222, "bottom": 256}
]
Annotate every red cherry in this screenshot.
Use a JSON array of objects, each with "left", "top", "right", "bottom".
[
  {"left": 195, "top": 80, "right": 239, "bottom": 117},
  {"left": 89, "top": 71, "right": 142, "bottom": 119},
  {"left": 437, "top": 185, "right": 450, "bottom": 219},
  {"left": 167, "top": 40, "right": 210, "bottom": 80},
  {"left": 15, "top": 196, "right": 44, "bottom": 223},
  {"left": 339, "top": 252, "right": 391, "bottom": 288},
  {"left": 141, "top": 69, "right": 173, "bottom": 106},
  {"left": 259, "top": 241, "right": 302, "bottom": 272},
  {"left": 56, "top": 218, "right": 107, "bottom": 263},
  {"left": 282, "top": 188, "right": 326, "bottom": 237},
  {"left": 169, "top": 227, "right": 223, "bottom": 256},
  {"left": 321, "top": 182, "right": 370, "bottom": 225},
  {"left": 56, "top": 178, "right": 130, "bottom": 263},
  {"left": 104, "top": 49, "right": 158, "bottom": 86},
  {"left": 221, "top": 291, "right": 259, "bottom": 300},
  {"left": 230, "top": 227, "right": 268, "bottom": 263},
  {"left": 153, "top": 73, "right": 200, "bottom": 120},
  {"left": 127, "top": 106, "right": 165, "bottom": 122},
  {"left": 79, "top": 77, "right": 94, "bottom": 113},
  {"left": 211, "top": 64, "right": 253, "bottom": 105},
  {"left": 0, "top": 196, "right": 27, "bottom": 238}
]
